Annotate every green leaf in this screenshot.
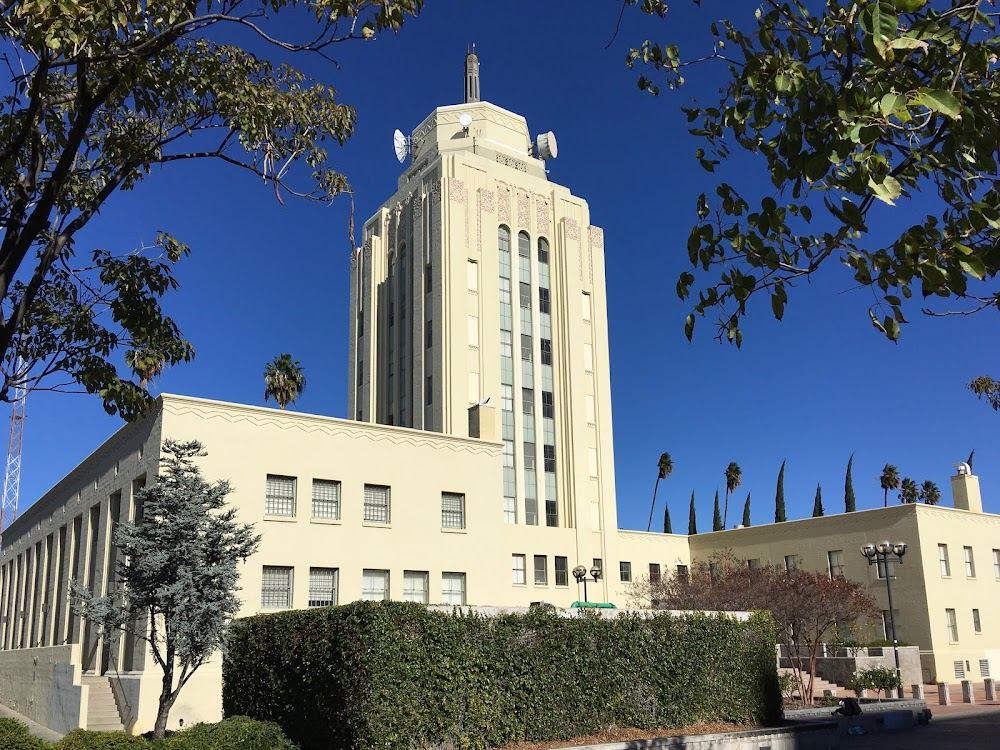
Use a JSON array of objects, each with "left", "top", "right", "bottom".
[
  {"left": 684, "top": 314, "right": 695, "bottom": 342},
  {"left": 868, "top": 175, "right": 902, "bottom": 205},
  {"left": 915, "top": 89, "right": 962, "bottom": 119},
  {"left": 959, "top": 256, "right": 986, "bottom": 280},
  {"left": 879, "top": 93, "right": 906, "bottom": 118}
]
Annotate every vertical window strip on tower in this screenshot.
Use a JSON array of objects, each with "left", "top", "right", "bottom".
[{"left": 499, "top": 226, "right": 517, "bottom": 524}]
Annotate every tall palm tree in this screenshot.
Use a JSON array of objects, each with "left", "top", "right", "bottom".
[
  {"left": 920, "top": 480, "right": 942, "bottom": 505},
  {"left": 125, "top": 348, "right": 165, "bottom": 391},
  {"left": 264, "top": 354, "right": 306, "bottom": 410},
  {"left": 898, "top": 477, "right": 919, "bottom": 504},
  {"left": 646, "top": 452, "right": 673, "bottom": 532},
  {"left": 723, "top": 461, "right": 742, "bottom": 529},
  {"left": 880, "top": 464, "right": 900, "bottom": 508}
]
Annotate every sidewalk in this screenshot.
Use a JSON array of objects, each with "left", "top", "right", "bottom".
[{"left": 0, "top": 702, "right": 65, "bottom": 743}]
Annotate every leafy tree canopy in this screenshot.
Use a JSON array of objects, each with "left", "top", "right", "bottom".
[
  {"left": 0, "top": 0, "right": 421, "bottom": 418},
  {"left": 626, "top": 0, "right": 1000, "bottom": 346}
]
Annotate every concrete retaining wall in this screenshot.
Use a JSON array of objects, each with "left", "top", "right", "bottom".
[
  {"left": 0, "top": 645, "right": 83, "bottom": 733},
  {"left": 555, "top": 722, "right": 837, "bottom": 750}
]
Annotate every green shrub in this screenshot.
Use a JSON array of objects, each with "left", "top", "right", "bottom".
[
  {"left": 224, "top": 601, "right": 781, "bottom": 750},
  {"left": 852, "top": 665, "right": 902, "bottom": 700},
  {"left": 157, "top": 717, "right": 298, "bottom": 749},
  {"left": 55, "top": 730, "right": 148, "bottom": 749},
  {"left": 0, "top": 717, "right": 53, "bottom": 750}
]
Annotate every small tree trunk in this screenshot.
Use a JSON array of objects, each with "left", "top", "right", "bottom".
[{"left": 153, "top": 666, "right": 177, "bottom": 739}]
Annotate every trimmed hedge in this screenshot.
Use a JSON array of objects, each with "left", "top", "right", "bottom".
[
  {"left": 56, "top": 730, "right": 148, "bottom": 749},
  {"left": 223, "top": 601, "right": 781, "bottom": 750},
  {"left": 158, "top": 716, "right": 299, "bottom": 749},
  {"left": 0, "top": 717, "right": 51, "bottom": 750}
]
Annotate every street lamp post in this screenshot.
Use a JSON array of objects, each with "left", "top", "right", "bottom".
[
  {"left": 861, "top": 540, "right": 907, "bottom": 695},
  {"left": 572, "top": 564, "right": 602, "bottom": 603}
]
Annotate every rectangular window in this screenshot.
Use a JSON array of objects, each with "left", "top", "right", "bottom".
[
  {"left": 881, "top": 609, "right": 901, "bottom": 641},
  {"left": 521, "top": 333, "right": 533, "bottom": 361},
  {"left": 877, "top": 557, "right": 896, "bottom": 579},
  {"left": 964, "top": 546, "right": 976, "bottom": 577},
  {"left": 265, "top": 475, "right": 296, "bottom": 517},
  {"left": 540, "top": 338, "right": 552, "bottom": 365},
  {"left": 939, "top": 544, "right": 951, "bottom": 576},
  {"left": 539, "top": 288, "right": 550, "bottom": 314},
  {"left": 524, "top": 442, "right": 536, "bottom": 471},
  {"left": 620, "top": 561, "right": 632, "bottom": 583},
  {"left": 543, "top": 445, "right": 555, "bottom": 473},
  {"left": 649, "top": 563, "right": 661, "bottom": 583},
  {"left": 784, "top": 555, "right": 799, "bottom": 572},
  {"left": 520, "top": 281, "right": 531, "bottom": 309},
  {"left": 946, "top": 608, "right": 959, "bottom": 642},
  {"left": 747, "top": 558, "right": 761, "bottom": 571},
  {"left": 425, "top": 319, "right": 432, "bottom": 348},
  {"left": 522, "top": 388, "right": 534, "bottom": 415},
  {"left": 261, "top": 566, "right": 292, "bottom": 608},
  {"left": 442, "top": 572, "right": 466, "bottom": 605},
  {"left": 308, "top": 568, "right": 338, "bottom": 607},
  {"left": 403, "top": 571, "right": 429, "bottom": 604},
  {"left": 542, "top": 391, "right": 554, "bottom": 418},
  {"left": 311, "top": 480, "right": 341, "bottom": 519},
  {"left": 512, "top": 554, "right": 526, "bottom": 585},
  {"left": 973, "top": 608, "right": 982, "bottom": 634},
  {"left": 581, "top": 293, "right": 591, "bottom": 321},
  {"left": 426, "top": 376, "right": 433, "bottom": 406},
  {"left": 363, "top": 484, "right": 390, "bottom": 523},
  {"left": 362, "top": 569, "right": 389, "bottom": 601},
  {"left": 994, "top": 549, "right": 1000, "bottom": 579},
  {"left": 534, "top": 555, "right": 548, "bottom": 586},
  {"left": 425, "top": 264, "right": 432, "bottom": 293},
  {"left": 441, "top": 492, "right": 465, "bottom": 529},
  {"left": 828, "top": 550, "right": 844, "bottom": 578},
  {"left": 554, "top": 556, "right": 568, "bottom": 586}
]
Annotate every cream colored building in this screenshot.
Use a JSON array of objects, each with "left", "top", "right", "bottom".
[{"left": 0, "top": 52, "right": 997, "bottom": 735}]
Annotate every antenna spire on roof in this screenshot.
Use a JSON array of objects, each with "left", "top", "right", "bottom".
[{"left": 464, "top": 44, "right": 480, "bottom": 103}]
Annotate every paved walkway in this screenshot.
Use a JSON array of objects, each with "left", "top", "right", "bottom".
[
  {"left": 843, "top": 705, "right": 1000, "bottom": 749},
  {"left": 0, "top": 702, "right": 65, "bottom": 743}
]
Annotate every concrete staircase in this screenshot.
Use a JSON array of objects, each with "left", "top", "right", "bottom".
[
  {"left": 80, "top": 675, "right": 124, "bottom": 732},
  {"left": 779, "top": 667, "right": 854, "bottom": 698}
]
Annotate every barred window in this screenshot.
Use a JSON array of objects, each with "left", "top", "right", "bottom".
[
  {"left": 362, "top": 569, "right": 389, "bottom": 600},
  {"left": 265, "top": 475, "right": 296, "bottom": 517},
  {"left": 312, "top": 480, "right": 341, "bottom": 519},
  {"left": 442, "top": 572, "right": 466, "bottom": 605},
  {"left": 308, "top": 568, "right": 338, "bottom": 607},
  {"left": 442, "top": 492, "right": 465, "bottom": 529},
  {"left": 363, "top": 484, "right": 390, "bottom": 523},
  {"left": 261, "top": 566, "right": 292, "bottom": 608},
  {"left": 554, "top": 556, "right": 568, "bottom": 586},
  {"left": 403, "top": 571, "right": 429, "bottom": 603}
]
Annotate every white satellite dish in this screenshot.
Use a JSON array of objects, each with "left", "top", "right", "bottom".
[
  {"left": 393, "top": 128, "right": 412, "bottom": 163},
  {"left": 459, "top": 113, "right": 473, "bottom": 132},
  {"left": 535, "top": 131, "right": 558, "bottom": 160}
]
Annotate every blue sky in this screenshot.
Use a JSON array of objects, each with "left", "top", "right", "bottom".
[{"left": 9, "top": 0, "right": 998, "bottom": 533}]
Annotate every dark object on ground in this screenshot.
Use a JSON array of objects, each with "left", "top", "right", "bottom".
[{"left": 833, "top": 698, "right": 863, "bottom": 717}]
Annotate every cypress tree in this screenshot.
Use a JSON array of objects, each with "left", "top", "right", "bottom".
[
  {"left": 813, "top": 482, "right": 824, "bottom": 517},
  {"left": 712, "top": 489, "right": 723, "bottom": 531},
  {"left": 688, "top": 491, "right": 697, "bottom": 535},
  {"left": 742, "top": 492, "right": 751, "bottom": 527},
  {"left": 845, "top": 452, "right": 856, "bottom": 513},
  {"left": 663, "top": 502, "right": 672, "bottom": 534},
  {"left": 775, "top": 460, "right": 787, "bottom": 522}
]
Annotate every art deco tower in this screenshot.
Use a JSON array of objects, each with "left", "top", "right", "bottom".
[{"left": 349, "top": 51, "right": 617, "bottom": 559}]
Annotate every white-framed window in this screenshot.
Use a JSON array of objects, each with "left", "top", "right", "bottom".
[
  {"left": 362, "top": 569, "right": 389, "bottom": 601},
  {"left": 308, "top": 568, "right": 338, "bottom": 607},
  {"left": 533, "top": 555, "right": 547, "bottom": 586},
  {"left": 946, "top": 608, "right": 959, "bottom": 642},
  {"left": 512, "top": 554, "right": 526, "bottom": 585},
  {"left": 828, "top": 550, "right": 844, "bottom": 578},
  {"left": 442, "top": 572, "right": 466, "bottom": 605},
  {"left": 312, "top": 480, "right": 341, "bottom": 519},
  {"left": 964, "top": 546, "right": 976, "bottom": 577},
  {"left": 363, "top": 484, "right": 390, "bottom": 523},
  {"left": 265, "top": 475, "right": 296, "bottom": 516},
  {"left": 973, "top": 608, "right": 982, "bottom": 634},
  {"left": 938, "top": 544, "right": 950, "bottom": 577},
  {"left": 442, "top": 492, "right": 465, "bottom": 529},
  {"left": 994, "top": 548, "right": 1000, "bottom": 579},
  {"left": 620, "top": 561, "right": 632, "bottom": 583},
  {"left": 261, "top": 566, "right": 292, "bottom": 608},
  {"left": 555, "top": 556, "right": 568, "bottom": 586},
  {"left": 784, "top": 555, "right": 799, "bottom": 572},
  {"left": 403, "top": 571, "right": 429, "bottom": 604}
]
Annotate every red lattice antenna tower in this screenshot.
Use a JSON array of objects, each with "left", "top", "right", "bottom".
[{"left": 1, "top": 364, "right": 26, "bottom": 537}]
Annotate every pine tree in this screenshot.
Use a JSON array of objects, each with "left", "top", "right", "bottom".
[
  {"left": 812, "top": 483, "right": 824, "bottom": 517},
  {"left": 742, "top": 492, "right": 751, "bottom": 527},
  {"left": 712, "top": 489, "right": 723, "bottom": 531},
  {"left": 688, "top": 491, "right": 697, "bottom": 535},
  {"left": 845, "top": 453, "right": 856, "bottom": 513},
  {"left": 775, "top": 460, "right": 787, "bottom": 522},
  {"left": 663, "top": 502, "right": 672, "bottom": 534}
]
